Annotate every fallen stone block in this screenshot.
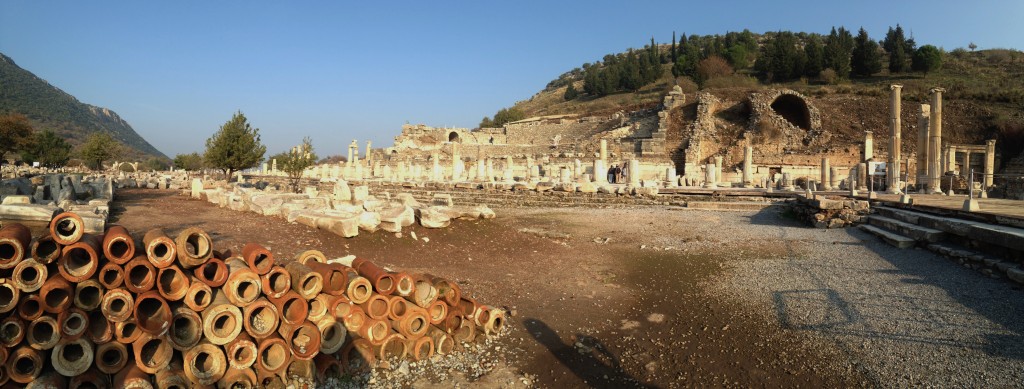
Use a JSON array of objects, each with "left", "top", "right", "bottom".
[
  {"left": 359, "top": 212, "right": 381, "bottom": 232},
  {"left": 323, "top": 213, "right": 360, "bottom": 238},
  {"left": 1, "top": 195, "right": 32, "bottom": 205},
  {"left": 431, "top": 194, "right": 454, "bottom": 207},
  {"left": 417, "top": 207, "right": 451, "bottom": 229},
  {"left": 0, "top": 204, "right": 61, "bottom": 222},
  {"left": 577, "top": 182, "right": 597, "bottom": 193}
]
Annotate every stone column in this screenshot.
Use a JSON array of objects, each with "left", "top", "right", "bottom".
[
  {"left": 829, "top": 166, "right": 838, "bottom": 189},
  {"left": 947, "top": 145, "right": 958, "bottom": 173},
  {"left": 858, "top": 162, "right": 868, "bottom": 191},
  {"left": 742, "top": 146, "right": 753, "bottom": 188},
  {"left": 703, "top": 164, "right": 717, "bottom": 188},
  {"left": 888, "top": 84, "right": 903, "bottom": 193},
  {"left": 365, "top": 141, "right": 372, "bottom": 164},
  {"left": 984, "top": 139, "right": 996, "bottom": 188},
  {"left": 666, "top": 167, "right": 677, "bottom": 187},
  {"left": 271, "top": 159, "right": 277, "bottom": 172},
  {"left": 600, "top": 139, "right": 608, "bottom": 163},
  {"left": 347, "top": 141, "right": 355, "bottom": 166},
  {"left": 821, "top": 158, "right": 831, "bottom": 190},
  {"left": 916, "top": 104, "right": 931, "bottom": 192},
  {"left": 594, "top": 160, "right": 607, "bottom": 184},
  {"left": 963, "top": 151, "right": 971, "bottom": 178},
  {"left": 485, "top": 158, "right": 495, "bottom": 182},
  {"left": 559, "top": 167, "right": 572, "bottom": 183},
  {"left": 476, "top": 159, "right": 486, "bottom": 182},
  {"left": 863, "top": 131, "right": 874, "bottom": 161},
  {"left": 928, "top": 88, "right": 945, "bottom": 193},
  {"left": 451, "top": 143, "right": 461, "bottom": 181},
  {"left": 431, "top": 152, "right": 441, "bottom": 181},
  {"left": 573, "top": 159, "right": 582, "bottom": 180},
  {"left": 629, "top": 159, "right": 641, "bottom": 187},
  {"left": 503, "top": 156, "right": 514, "bottom": 182}
]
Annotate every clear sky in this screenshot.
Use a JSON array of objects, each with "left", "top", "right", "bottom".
[{"left": 1, "top": 1, "right": 1022, "bottom": 158}]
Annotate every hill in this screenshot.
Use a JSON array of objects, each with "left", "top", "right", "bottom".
[{"left": 0, "top": 52, "right": 167, "bottom": 160}]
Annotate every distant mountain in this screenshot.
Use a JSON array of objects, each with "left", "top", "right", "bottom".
[{"left": 0, "top": 52, "right": 167, "bottom": 160}]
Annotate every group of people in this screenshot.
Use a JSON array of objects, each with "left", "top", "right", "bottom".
[{"left": 607, "top": 163, "right": 629, "bottom": 183}]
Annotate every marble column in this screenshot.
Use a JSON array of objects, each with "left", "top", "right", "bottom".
[
  {"left": 431, "top": 152, "right": 441, "bottom": 181},
  {"left": 928, "top": 88, "right": 945, "bottom": 193},
  {"left": 485, "top": 158, "right": 495, "bottom": 182},
  {"left": 600, "top": 139, "right": 608, "bottom": 163},
  {"left": 629, "top": 159, "right": 641, "bottom": 187},
  {"left": 864, "top": 131, "right": 874, "bottom": 161},
  {"left": 888, "top": 84, "right": 903, "bottom": 193},
  {"left": 559, "top": 167, "right": 572, "bottom": 183},
  {"left": 703, "top": 164, "right": 717, "bottom": 188},
  {"left": 742, "top": 146, "right": 753, "bottom": 188},
  {"left": 476, "top": 159, "right": 486, "bottom": 182},
  {"left": 947, "top": 145, "right": 958, "bottom": 173},
  {"left": 365, "top": 141, "right": 372, "bottom": 164},
  {"left": 829, "top": 166, "right": 838, "bottom": 190},
  {"left": 666, "top": 167, "right": 677, "bottom": 187},
  {"left": 821, "top": 158, "right": 831, "bottom": 190},
  {"left": 916, "top": 104, "right": 931, "bottom": 192},
  {"left": 503, "top": 156, "right": 514, "bottom": 182},
  {"left": 963, "top": 151, "right": 971, "bottom": 177},
  {"left": 858, "top": 162, "right": 868, "bottom": 191},
  {"left": 594, "top": 160, "right": 607, "bottom": 184},
  {"left": 984, "top": 139, "right": 996, "bottom": 188}
]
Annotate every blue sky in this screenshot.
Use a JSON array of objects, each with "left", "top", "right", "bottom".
[{"left": 1, "top": 1, "right": 1022, "bottom": 158}]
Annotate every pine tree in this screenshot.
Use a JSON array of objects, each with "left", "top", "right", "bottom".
[
  {"left": 851, "top": 27, "right": 882, "bottom": 77},
  {"left": 563, "top": 82, "right": 578, "bottom": 101},
  {"left": 21, "top": 129, "right": 71, "bottom": 168},
  {"left": 912, "top": 45, "right": 943, "bottom": 75},
  {"left": 883, "top": 25, "right": 911, "bottom": 73},
  {"left": 804, "top": 35, "right": 824, "bottom": 77},
  {"left": 824, "top": 27, "right": 855, "bottom": 79},
  {"left": 204, "top": 111, "right": 267, "bottom": 178},
  {"left": 671, "top": 32, "right": 677, "bottom": 64}
]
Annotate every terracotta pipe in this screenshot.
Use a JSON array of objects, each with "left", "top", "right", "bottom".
[
  {"left": 155, "top": 359, "right": 190, "bottom": 389},
  {"left": 168, "top": 305, "right": 202, "bottom": 351},
  {"left": 156, "top": 264, "right": 189, "bottom": 301},
  {"left": 0, "top": 358, "right": 6, "bottom": 387},
  {"left": 174, "top": 227, "right": 213, "bottom": 269},
  {"left": 12, "top": 258, "right": 46, "bottom": 293},
  {"left": 74, "top": 279, "right": 105, "bottom": 311},
  {"left": 49, "top": 212, "right": 85, "bottom": 245},
  {"left": 315, "top": 316, "right": 347, "bottom": 354},
  {"left": 341, "top": 338, "right": 376, "bottom": 373},
  {"left": 30, "top": 235, "right": 61, "bottom": 265},
  {"left": 7, "top": 346, "right": 43, "bottom": 384},
  {"left": 358, "top": 293, "right": 390, "bottom": 321},
  {"left": 218, "top": 367, "right": 258, "bottom": 389},
  {"left": 425, "top": 273, "right": 462, "bottom": 306},
  {"left": 388, "top": 294, "right": 412, "bottom": 321},
  {"left": 86, "top": 310, "right": 113, "bottom": 344},
  {"left": 180, "top": 278, "right": 211, "bottom": 313},
  {"left": 193, "top": 257, "right": 228, "bottom": 288},
  {"left": 306, "top": 261, "right": 348, "bottom": 296},
  {"left": 410, "top": 276, "right": 439, "bottom": 308},
  {"left": 213, "top": 248, "right": 233, "bottom": 260},
  {"left": 225, "top": 258, "right": 262, "bottom": 306},
  {"left": 51, "top": 337, "right": 94, "bottom": 376},
  {"left": 287, "top": 359, "right": 314, "bottom": 381},
  {"left": 95, "top": 341, "right": 129, "bottom": 374},
  {"left": 357, "top": 318, "right": 389, "bottom": 345},
  {"left": 391, "top": 307, "right": 430, "bottom": 339},
  {"left": 112, "top": 363, "right": 152, "bottom": 389},
  {"left": 0, "top": 279, "right": 20, "bottom": 314},
  {"left": 260, "top": 265, "right": 291, "bottom": 299},
  {"left": 346, "top": 276, "right": 373, "bottom": 304},
  {"left": 255, "top": 370, "right": 286, "bottom": 389},
  {"left": 26, "top": 315, "right": 60, "bottom": 350},
  {"left": 58, "top": 234, "right": 101, "bottom": 282},
  {"left": 256, "top": 335, "right": 290, "bottom": 375},
  {"left": 441, "top": 310, "right": 463, "bottom": 334},
  {"left": 426, "top": 300, "right": 448, "bottom": 325},
  {"left": 391, "top": 271, "right": 415, "bottom": 297},
  {"left": 313, "top": 353, "right": 343, "bottom": 379},
  {"left": 226, "top": 332, "right": 258, "bottom": 370},
  {"left": 483, "top": 307, "right": 507, "bottom": 335},
  {"left": 101, "top": 225, "right": 136, "bottom": 265},
  {"left": 374, "top": 331, "right": 408, "bottom": 361},
  {"left": 133, "top": 332, "right": 173, "bottom": 374},
  {"left": 351, "top": 258, "right": 396, "bottom": 295},
  {"left": 472, "top": 304, "right": 493, "bottom": 328},
  {"left": 328, "top": 293, "right": 353, "bottom": 318},
  {"left": 143, "top": 228, "right": 176, "bottom": 268},
  {"left": 284, "top": 261, "right": 323, "bottom": 300},
  {"left": 308, "top": 293, "right": 330, "bottom": 323},
  {"left": 428, "top": 326, "right": 454, "bottom": 355},
  {"left": 0, "top": 317, "right": 23, "bottom": 348},
  {"left": 267, "top": 291, "right": 307, "bottom": 327},
  {"left": 202, "top": 290, "right": 244, "bottom": 345},
  {"left": 407, "top": 334, "right": 435, "bottom": 361},
  {"left": 242, "top": 297, "right": 279, "bottom": 340},
  {"left": 17, "top": 293, "right": 42, "bottom": 321},
  {"left": 101, "top": 288, "right": 135, "bottom": 323},
  {"left": 452, "top": 316, "right": 476, "bottom": 343},
  {"left": 70, "top": 368, "right": 109, "bottom": 389},
  {"left": 40, "top": 275, "right": 73, "bottom": 313},
  {"left": 242, "top": 242, "right": 274, "bottom": 275},
  {"left": 114, "top": 319, "right": 142, "bottom": 344},
  {"left": 58, "top": 307, "right": 89, "bottom": 341},
  {"left": 183, "top": 339, "right": 227, "bottom": 382},
  {"left": 124, "top": 256, "right": 157, "bottom": 293},
  {"left": 458, "top": 297, "right": 479, "bottom": 322},
  {"left": 277, "top": 320, "right": 321, "bottom": 360},
  {"left": 342, "top": 304, "right": 367, "bottom": 334},
  {"left": 0, "top": 222, "right": 30, "bottom": 270},
  {"left": 134, "top": 291, "right": 172, "bottom": 336},
  {"left": 294, "top": 249, "right": 326, "bottom": 265},
  {"left": 98, "top": 262, "right": 125, "bottom": 289}
]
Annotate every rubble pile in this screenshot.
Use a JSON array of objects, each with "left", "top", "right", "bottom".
[{"left": 0, "top": 212, "right": 506, "bottom": 387}]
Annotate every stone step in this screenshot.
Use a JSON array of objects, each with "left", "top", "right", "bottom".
[
  {"left": 875, "top": 206, "right": 1024, "bottom": 251},
  {"left": 866, "top": 215, "right": 945, "bottom": 243},
  {"left": 859, "top": 224, "right": 916, "bottom": 249},
  {"left": 925, "top": 242, "right": 1024, "bottom": 284}
]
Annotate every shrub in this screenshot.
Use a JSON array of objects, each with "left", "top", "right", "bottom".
[{"left": 819, "top": 68, "right": 838, "bottom": 85}]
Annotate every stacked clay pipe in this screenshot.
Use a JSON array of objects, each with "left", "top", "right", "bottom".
[{"left": 0, "top": 212, "right": 506, "bottom": 388}]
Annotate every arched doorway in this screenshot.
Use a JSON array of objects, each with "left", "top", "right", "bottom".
[
  {"left": 769, "top": 94, "right": 812, "bottom": 130},
  {"left": 448, "top": 132, "right": 460, "bottom": 143}
]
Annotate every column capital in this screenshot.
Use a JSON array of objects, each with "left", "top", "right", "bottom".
[
  {"left": 929, "top": 87, "right": 946, "bottom": 94},
  {"left": 890, "top": 84, "right": 903, "bottom": 90}
]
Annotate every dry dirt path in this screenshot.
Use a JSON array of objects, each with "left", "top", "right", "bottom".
[{"left": 109, "top": 189, "right": 1024, "bottom": 388}]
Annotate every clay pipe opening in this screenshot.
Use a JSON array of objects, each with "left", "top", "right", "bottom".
[
  {"left": 261, "top": 265, "right": 291, "bottom": 299},
  {"left": 134, "top": 291, "right": 172, "bottom": 336},
  {"left": 98, "top": 262, "right": 125, "bottom": 289},
  {"left": 102, "top": 225, "right": 136, "bottom": 265},
  {"left": 74, "top": 279, "right": 105, "bottom": 311},
  {"left": 52, "top": 337, "right": 94, "bottom": 376},
  {"left": 242, "top": 297, "right": 279, "bottom": 339},
  {"left": 175, "top": 227, "right": 213, "bottom": 268},
  {"left": 50, "top": 212, "right": 85, "bottom": 245},
  {"left": 30, "top": 235, "right": 61, "bottom": 265},
  {"left": 156, "top": 265, "right": 190, "bottom": 301},
  {"left": 40, "top": 275, "right": 73, "bottom": 313},
  {"left": 194, "top": 257, "right": 228, "bottom": 288},
  {"left": 26, "top": 315, "right": 60, "bottom": 350},
  {"left": 133, "top": 332, "right": 173, "bottom": 374},
  {"left": 101, "top": 288, "right": 135, "bottom": 323},
  {"left": 168, "top": 306, "right": 202, "bottom": 351},
  {"left": 58, "top": 234, "right": 100, "bottom": 282},
  {"left": 95, "top": 341, "right": 129, "bottom": 374},
  {"left": 143, "top": 229, "right": 177, "bottom": 268},
  {"left": 12, "top": 258, "right": 46, "bottom": 293},
  {"left": 124, "top": 256, "right": 157, "bottom": 293},
  {"left": 242, "top": 242, "right": 274, "bottom": 275}
]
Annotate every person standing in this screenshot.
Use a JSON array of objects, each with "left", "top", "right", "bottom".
[
  {"left": 607, "top": 165, "right": 616, "bottom": 183},
  {"left": 618, "top": 162, "right": 628, "bottom": 183}
]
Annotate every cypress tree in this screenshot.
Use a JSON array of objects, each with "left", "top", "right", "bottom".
[{"left": 851, "top": 27, "right": 882, "bottom": 76}]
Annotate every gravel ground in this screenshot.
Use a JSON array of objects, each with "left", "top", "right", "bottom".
[{"left": 707, "top": 207, "right": 1024, "bottom": 387}]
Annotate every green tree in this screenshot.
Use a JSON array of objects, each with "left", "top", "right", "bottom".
[
  {"left": 883, "top": 25, "right": 913, "bottom": 73},
  {"left": 754, "top": 31, "right": 806, "bottom": 82},
  {"left": 912, "top": 45, "right": 944, "bottom": 75},
  {"left": 275, "top": 137, "right": 318, "bottom": 193},
  {"left": 21, "top": 129, "right": 71, "bottom": 167},
  {"left": 725, "top": 45, "right": 749, "bottom": 69},
  {"left": 78, "top": 132, "right": 124, "bottom": 170},
  {"left": 0, "top": 113, "right": 35, "bottom": 162},
  {"left": 491, "top": 107, "right": 526, "bottom": 127},
  {"left": 851, "top": 27, "right": 882, "bottom": 77},
  {"left": 804, "top": 36, "right": 824, "bottom": 77},
  {"left": 173, "top": 152, "right": 204, "bottom": 171},
  {"left": 140, "top": 157, "right": 169, "bottom": 171},
  {"left": 204, "top": 111, "right": 267, "bottom": 178},
  {"left": 479, "top": 116, "right": 494, "bottom": 128},
  {"left": 563, "top": 82, "right": 578, "bottom": 101},
  {"left": 824, "top": 27, "right": 855, "bottom": 79}
]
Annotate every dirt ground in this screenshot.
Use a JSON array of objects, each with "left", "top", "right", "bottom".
[{"left": 110, "top": 189, "right": 868, "bottom": 388}]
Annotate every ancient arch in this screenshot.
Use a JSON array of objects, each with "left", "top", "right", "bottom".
[
  {"left": 769, "top": 94, "right": 812, "bottom": 130},
  {"left": 448, "top": 131, "right": 461, "bottom": 143}
]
